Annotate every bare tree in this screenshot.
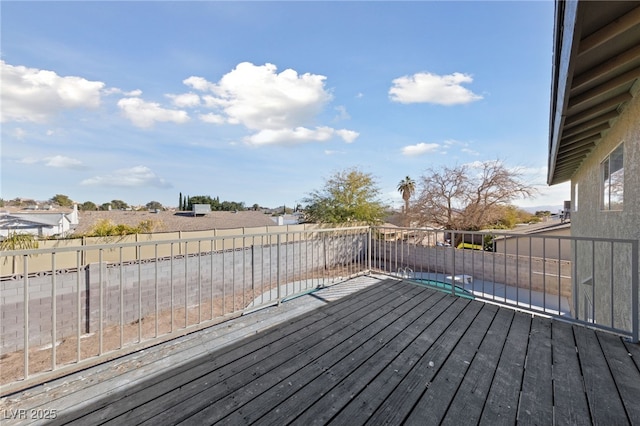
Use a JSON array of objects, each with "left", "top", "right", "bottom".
[{"left": 413, "top": 160, "right": 536, "bottom": 231}]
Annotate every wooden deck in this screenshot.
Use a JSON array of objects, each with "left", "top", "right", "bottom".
[{"left": 8, "top": 278, "right": 640, "bottom": 425}]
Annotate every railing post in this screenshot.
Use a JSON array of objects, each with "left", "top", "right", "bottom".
[
  {"left": 23, "top": 255, "right": 29, "bottom": 380},
  {"left": 277, "top": 233, "right": 281, "bottom": 305},
  {"left": 451, "top": 231, "right": 456, "bottom": 296},
  {"left": 632, "top": 239, "right": 639, "bottom": 343},
  {"left": 368, "top": 227, "right": 372, "bottom": 274}
]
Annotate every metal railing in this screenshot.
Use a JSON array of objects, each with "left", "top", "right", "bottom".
[
  {"left": 371, "top": 226, "right": 638, "bottom": 343},
  {"left": 1, "top": 224, "right": 638, "bottom": 394},
  {"left": 0, "top": 226, "right": 370, "bottom": 394}
]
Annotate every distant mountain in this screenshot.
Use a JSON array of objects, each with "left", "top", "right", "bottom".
[{"left": 519, "top": 205, "right": 564, "bottom": 214}]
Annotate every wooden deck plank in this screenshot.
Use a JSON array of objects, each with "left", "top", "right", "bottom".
[
  {"left": 19, "top": 276, "right": 638, "bottom": 426},
  {"left": 478, "top": 311, "right": 532, "bottom": 425},
  {"left": 597, "top": 332, "right": 640, "bottom": 423},
  {"left": 290, "top": 293, "right": 458, "bottom": 426},
  {"left": 517, "top": 316, "right": 553, "bottom": 425},
  {"left": 402, "top": 303, "right": 500, "bottom": 426},
  {"left": 329, "top": 296, "right": 477, "bottom": 425},
  {"left": 72, "top": 280, "right": 401, "bottom": 424},
  {"left": 167, "top": 282, "right": 430, "bottom": 425},
  {"left": 438, "top": 307, "right": 516, "bottom": 426},
  {"left": 548, "top": 320, "right": 591, "bottom": 426},
  {"left": 360, "top": 303, "right": 483, "bottom": 425},
  {"left": 573, "top": 325, "right": 629, "bottom": 425},
  {"left": 224, "top": 291, "right": 451, "bottom": 425}
]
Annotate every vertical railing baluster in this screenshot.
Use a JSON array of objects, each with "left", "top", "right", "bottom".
[
  {"left": 591, "top": 240, "right": 596, "bottom": 323},
  {"left": 119, "top": 247, "right": 124, "bottom": 348},
  {"left": 277, "top": 233, "right": 281, "bottom": 304},
  {"left": 99, "top": 249, "right": 104, "bottom": 355},
  {"left": 210, "top": 239, "right": 214, "bottom": 320},
  {"left": 170, "top": 243, "right": 174, "bottom": 332},
  {"left": 76, "top": 250, "right": 81, "bottom": 362},
  {"left": 198, "top": 240, "right": 202, "bottom": 324},
  {"left": 631, "top": 240, "right": 638, "bottom": 342},
  {"left": 155, "top": 244, "right": 159, "bottom": 337},
  {"left": 610, "top": 242, "right": 614, "bottom": 329},
  {"left": 51, "top": 253, "right": 57, "bottom": 371},
  {"left": 23, "top": 255, "right": 29, "bottom": 380},
  {"left": 184, "top": 241, "right": 188, "bottom": 328},
  {"left": 138, "top": 245, "right": 142, "bottom": 342}
]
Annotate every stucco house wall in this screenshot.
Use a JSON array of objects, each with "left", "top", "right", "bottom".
[{"left": 569, "top": 83, "right": 640, "bottom": 331}]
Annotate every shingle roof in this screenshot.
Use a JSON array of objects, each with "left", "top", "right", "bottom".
[{"left": 72, "top": 210, "right": 280, "bottom": 235}]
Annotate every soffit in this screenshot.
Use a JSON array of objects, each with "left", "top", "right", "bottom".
[{"left": 548, "top": 1, "right": 640, "bottom": 185}]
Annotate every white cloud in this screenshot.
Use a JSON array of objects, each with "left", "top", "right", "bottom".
[
  {"left": 81, "top": 165, "right": 171, "bottom": 188},
  {"left": 17, "top": 155, "right": 84, "bottom": 169},
  {"left": 443, "top": 139, "right": 479, "bottom": 156},
  {"left": 402, "top": 142, "right": 440, "bottom": 156},
  {"left": 389, "top": 72, "right": 482, "bottom": 105},
  {"left": 334, "top": 105, "right": 350, "bottom": 120},
  {"left": 18, "top": 157, "right": 39, "bottom": 165},
  {"left": 336, "top": 129, "right": 359, "bottom": 143},
  {"left": 117, "top": 97, "right": 190, "bottom": 128},
  {"left": 245, "top": 126, "right": 359, "bottom": 146},
  {"left": 246, "top": 126, "right": 334, "bottom": 146},
  {"left": 104, "top": 87, "right": 142, "bottom": 97},
  {"left": 198, "top": 112, "right": 225, "bottom": 124},
  {"left": 185, "top": 62, "right": 357, "bottom": 145},
  {"left": 183, "top": 76, "right": 215, "bottom": 92},
  {"left": 44, "top": 155, "right": 84, "bottom": 169},
  {"left": 0, "top": 60, "right": 105, "bottom": 123},
  {"left": 167, "top": 92, "right": 200, "bottom": 108},
  {"left": 13, "top": 128, "right": 26, "bottom": 140}
]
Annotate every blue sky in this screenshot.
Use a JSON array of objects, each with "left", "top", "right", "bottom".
[{"left": 1, "top": 1, "right": 569, "bottom": 211}]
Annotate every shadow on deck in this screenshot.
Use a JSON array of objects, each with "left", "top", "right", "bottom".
[{"left": 2, "top": 277, "right": 640, "bottom": 425}]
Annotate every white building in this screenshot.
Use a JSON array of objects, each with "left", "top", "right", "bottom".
[{"left": 0, "top": 205, "right": 79, "bottom": 239}]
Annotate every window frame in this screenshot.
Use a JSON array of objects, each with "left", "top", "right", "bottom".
[{"left": 601, "top": 143, "right": 624, "bottom": 211}]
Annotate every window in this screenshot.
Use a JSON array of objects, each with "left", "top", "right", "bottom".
[
  {"left": 573, "top": 183, "right": 578, "bottom": 212},
  {"left": 602, "top": 143, "right": 624, "bottom": 210}
]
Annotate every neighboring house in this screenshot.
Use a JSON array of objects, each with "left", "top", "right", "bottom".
[
  {"left": 548, "top": 0, "right": 640, "bottom": 327},
  {"left": 0, "top": 205, "right": 79, "bottom": 239},
  {"left": 492, "top": 221, "right": 572, "bottom": 261}
]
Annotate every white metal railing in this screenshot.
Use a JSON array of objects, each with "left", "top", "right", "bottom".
[
  {"left": 0, "top": 225, "right": 638, "bottom": 394},
  {"left": 0, "top": 226, "right": 370, "bottom": 394},
  {"left": 371, "top": 226, "right": 639, "bottom": 343}
]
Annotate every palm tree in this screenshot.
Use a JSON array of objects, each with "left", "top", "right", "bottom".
[{"left": 397, "top": 176, "right": 416, "bottom": 226}]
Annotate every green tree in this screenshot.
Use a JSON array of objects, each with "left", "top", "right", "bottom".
[
  {"left": 179, "top": 192, "right": 183, "bottom": 211},
  {"left": 50, "top": 194, "right": 74, "bottom": 207},
  {"left": 110, "top": 200, "right": 129, "bottom": 210},
  {"left": 79, "top": 201, "right": 97, "bottom": 211},
  {"left": 302, "top": 167, "right": 387, "bottom": 224},
  {"left": 146, "top": 201, "right": 163, "bottom": 211},
  {"left": 85, "top": 219, "right": 159, "bottom": 237},
  {"left": 397, "top": 176, "right": 416, "bottom": 226},
  {"left": 0, "top": 232, "right": 39, "bottom": 250}
]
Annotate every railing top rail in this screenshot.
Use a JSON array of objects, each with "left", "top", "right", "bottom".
[
  {"left": 372, "top": 226, "right": 640, "bottom": 245},
  {"left": 0, "top": 225, "right": 371, "bottom": 257}
]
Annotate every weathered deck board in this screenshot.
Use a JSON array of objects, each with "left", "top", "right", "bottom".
[
  {"left": 517, "top": 316, "right": 554, "bottom": 425},
  {"left": 114, "top": 280, "right": 412, "bottom": 425},
  {"left": 549, "top": 320, "right": 591, "bottom": 426},
  {"left": 597, "top": 332, "right": 640, "bottom": 423},
  {"left": 12, "top": 277, "right": 639, "bottom": 426},
  {"left": 403, "top": 302, "right": 498, "bottom": 426},
  {"left": 478, "top": 310, "right": 531, "bottom": 425},
  {"left": 574, "top": 325, "right": 629, "bottom": 425},
  {"left": 440, "top": 307, "right": 516, "bottom": 426}
]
